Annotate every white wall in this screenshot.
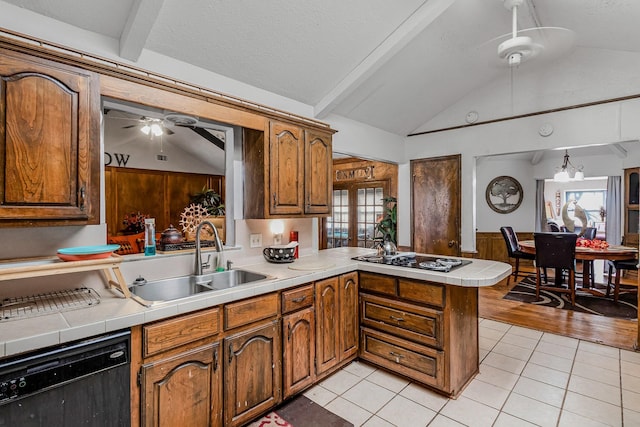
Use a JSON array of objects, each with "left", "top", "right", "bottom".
[
  {"left": 404, "top": 99, "right": 640, "bottom": 252},
  {"left": 476, "top": 157, "right": 535, "bottom": 233}
]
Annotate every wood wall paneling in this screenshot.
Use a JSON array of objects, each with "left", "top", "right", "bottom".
[{"left": 105, "top": 166, "right": 224, "bottom": 236}]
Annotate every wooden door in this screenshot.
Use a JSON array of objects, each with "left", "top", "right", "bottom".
[
  {"left": 304, "top": 129, "right": 332, "bottom": 214},
  {"left": 141, "top": 342, "right": 222, "bottom": 427},
  {"left": 339, "top": 272, "right": 359, "bottom": 361},
  {"left": 282, "top": 307, "right": 316, "bottom": 398},
  {"left": 326, "top": 181, "right": 390, "bottom": 249},
  {"left": 224, "top": 320, "right": 281, "bottom": 427},
  {"left": 269, "top": 121, "right": 304, "bottom": 215},
  {"left": 411, "top": 155, "right": 461, "bottom": 256},
  {"left": 315, "top": 276, "right": 340, "bottom": 374},
  {"left": 0, "top": 49, "right": 100, "bottom": 225}
]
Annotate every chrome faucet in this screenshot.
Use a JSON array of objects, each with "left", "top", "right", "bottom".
[{"left": 194, "top": 220, "right": 224, "bottom": 282}]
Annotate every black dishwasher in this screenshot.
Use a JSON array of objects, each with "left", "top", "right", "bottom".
[{"left": 0, "top": 329, "right": 130, "bottom": 427}]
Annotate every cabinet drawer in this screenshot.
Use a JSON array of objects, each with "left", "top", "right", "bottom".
[
  {"left": 224, "top": 292, "right": 278, "bottom": 330},
  {"left": 360, "top": 294, "right": 443, "bottom": 349},
  {"left": 360, "top": 327, "right": 444, "bottom": 389},
  {"left": 359, "top": 272, "right": 396, "bottom": 296},
  {"left": 398, "top": 279, "right": 445, "bottom": 308},
  {"left": 143, "top": 307, "right": 220, "bottom": 357},
  {"left": 281, "top": 284, "right": 314, "bottom": 314}
]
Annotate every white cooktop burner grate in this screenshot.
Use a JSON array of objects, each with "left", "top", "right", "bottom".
[{"left": 0, "top": 287, "right": 100, "bottom": 321}]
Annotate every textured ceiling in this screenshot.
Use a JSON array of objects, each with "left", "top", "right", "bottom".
[{"left": 2, "top": 0, "right": 640, "bottom": 136}]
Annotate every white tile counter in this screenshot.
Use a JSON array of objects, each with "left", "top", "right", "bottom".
[{"left": 0, "top": 247, "right": 511, "bottom": 357}]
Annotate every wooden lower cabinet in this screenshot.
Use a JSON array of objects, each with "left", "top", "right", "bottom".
[
  {"left": 315, "top": 272, "right": 358, "bottom": 375},
  {"left": 358, "top": 272, "right": 479, "bottom": 398},
  {"left": 283, "top": 307, "right": 316, "bottom": 398},
  {"left": 140, "top": 342, "right": 222, "bottom": 427},
  {"left": 133, "top": 270, "right": 480, "bottom": 425},
  {"left": 360, "top": 327, "right": 444, "bottom": 388},
  {"left": 224, "top": 319, "right": 282, "bottom": 427}
]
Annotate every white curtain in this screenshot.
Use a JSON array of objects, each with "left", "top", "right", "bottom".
[
  {"left": 605, "top": 176, "right": 621, "bottom": 245},
  {"left": 535, "top": 179, "right": 546, "bottom": 232}
]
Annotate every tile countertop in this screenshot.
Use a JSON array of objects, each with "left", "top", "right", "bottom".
[{"left": 0, "top": 247, "right": 511, "bottom": 358}]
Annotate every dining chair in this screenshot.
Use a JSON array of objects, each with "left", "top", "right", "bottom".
[
  {"left": 582, "top": 227, "right": 597, "bottom": 240},
  {"left": 547, "top": 221, "right": 560, "bottom": 232},
  {"left": 500, "top": 226, "right": 538, "bottom": 286},
  {"left": 580, "top": 227, "right": 598, "bottom": 287},
  {"left": 606, "top": 259, "right": 639, "bottom": 302},
  {"left": 533, "top": 232, "right": 578, "bottom": 306}
]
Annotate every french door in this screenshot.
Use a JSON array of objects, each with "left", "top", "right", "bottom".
[{"left": 324, "top": 181, "right": 390, "bottom": 248}]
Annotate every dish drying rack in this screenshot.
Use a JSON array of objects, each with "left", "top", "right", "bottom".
[{"left": 0, "top": 287, "right": 101, "bottom": 322}]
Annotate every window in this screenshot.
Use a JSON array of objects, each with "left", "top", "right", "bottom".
[
  {"left": 564, "top": 189, "right": 607, "bottom": 226},
  {"left": 356, "top": 187, "right": 384, "bottom": 248},
  {"left": 327, "top": 189, "right": 349, "bottom": 248}
]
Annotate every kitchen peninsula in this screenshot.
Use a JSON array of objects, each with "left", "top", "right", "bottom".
[{"left": 0, "top": 247, "right": 510, "bottom": 426}]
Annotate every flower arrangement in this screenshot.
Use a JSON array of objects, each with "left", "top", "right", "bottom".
[{"left": 122, "top": 211, "right": 149, "bottom": 234}]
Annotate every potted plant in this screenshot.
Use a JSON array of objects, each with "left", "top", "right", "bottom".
[
  {"left": 375, "top": 196, "right": 397, "bottom": 245},
  {"left": 184, "top": 186, "right": 226, "bottom": 243},
  {"left": 189, "top": 186, "right": 225, "bottom": 216}
]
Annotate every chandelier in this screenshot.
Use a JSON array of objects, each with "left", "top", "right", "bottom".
[{"left": 553, "top": 150, "right": 584, "bottom": 182}]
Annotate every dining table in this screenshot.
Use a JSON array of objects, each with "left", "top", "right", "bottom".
[{"left": 518, "top": 239, "right": 638, "bottom": 290}]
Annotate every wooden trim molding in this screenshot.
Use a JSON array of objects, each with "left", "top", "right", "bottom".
[{"left": 0, "top": 28, "right": 334, "bottom": 133}]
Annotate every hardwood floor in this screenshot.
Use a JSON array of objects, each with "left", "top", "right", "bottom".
[{"left": 479, "top": 266, "right": 639, "bottom": 351}]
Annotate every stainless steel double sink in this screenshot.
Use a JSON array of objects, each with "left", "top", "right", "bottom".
[{"left": 128, "top": 269, "right": 272, "bottom": 306}]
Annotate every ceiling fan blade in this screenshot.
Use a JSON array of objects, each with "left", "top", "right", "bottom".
[
  {"left": 122, "top": 124, "right": 139, "bottom": 129},
  {"left": 164, "top": 127, "right": 175, "bottom": 135},
  {"left": 479, "top": 27, "right": 575, "bottom": 68}
]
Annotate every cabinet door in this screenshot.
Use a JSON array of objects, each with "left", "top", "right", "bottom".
[
  {"left": 624, "top": 168, "right": 639, "bottom": 247},
  {"left": 269, "top": 121, "right": 304, "bottom": 215},
  {"left": 283, "top": 307, "right": 316, "bottom": 398},
  {"left": 0, "top": 49, "right": 99, "bottom": 225},
  {"left": 315, "top": 276, "right": 340, "bottom": 374},
  {"left": 340, "top": 272, "right": 359, "bottom": 361},
  {"left": 224, "top": 320, "right": 281, "bottom": 427},
  {"left": 304, "top": 130, "right": 332, "bottom": 215},
  {"left": 141, "top": 342, "right": 222, "bottom": 427}
]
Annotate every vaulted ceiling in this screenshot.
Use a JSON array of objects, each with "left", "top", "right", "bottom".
[{"left": 2, "top": 0, "right": 640, "bottom": 137}]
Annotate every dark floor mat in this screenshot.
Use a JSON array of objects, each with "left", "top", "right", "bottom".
[
  {"left": 273, "top": 395, "right": 353, "bottom": 427},
  {"left": 504, "top": 275, "right": 637, "bottom": 320}
]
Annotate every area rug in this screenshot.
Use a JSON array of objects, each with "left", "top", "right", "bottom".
[
  {"left": 247, "top": 395, "right": 353, "bottom": 427},
  {"left": 503, "top": 275, "right": 637, "bottom": 320}
]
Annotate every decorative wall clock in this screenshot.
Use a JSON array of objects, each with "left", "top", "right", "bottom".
[{"left": 485, "top": 176, "right": 523, "bottom": 214}]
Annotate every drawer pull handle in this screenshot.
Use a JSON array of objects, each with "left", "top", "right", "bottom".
[
  {"left": 389, "top": 315, "right": 405, "bottom": 322},
  {"left": 389, "top": 351, "right": 405, "bottom": 363},
  {"left": 292, "top": 296, "right": 307, "bottom": 303}
]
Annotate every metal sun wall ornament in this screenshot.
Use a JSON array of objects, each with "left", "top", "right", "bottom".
[{"left": 486, "top": 176, "right": 523, "bottom": 214}]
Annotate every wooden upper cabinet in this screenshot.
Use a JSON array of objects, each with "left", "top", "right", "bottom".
[
  {"left": 624, "top": 167, "right": 639, "bottom": 247},
  {"left": 0, "top": 49, "right": 100, "bottom": 226},
  {"left": 304, "top": 129, "right": 332, "bottom": 215},
  {"left": 269, "top": 121, "right": 304, "bottom": 215},
  {"left": 244, "top": 120, "right": 333, "bottom": 218}
]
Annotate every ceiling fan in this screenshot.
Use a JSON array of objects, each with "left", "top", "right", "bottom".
[
  {"left": 121, "top": 117, "right": 175, "bottom": 136},
  {"left": 106, "top": 110, "right": 202, "bottom": 137},
  {"left": 486, "top": 0, "right": 575, "bottom": 69}
]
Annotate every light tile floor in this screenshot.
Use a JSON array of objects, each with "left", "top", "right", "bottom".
[{"left": 302, "top": 318, "right": 640, "bottom": 427}]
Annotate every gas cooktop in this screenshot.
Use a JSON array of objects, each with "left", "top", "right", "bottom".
[{"left": 352, "top": 253, "right": 472, "bottom": 272}]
